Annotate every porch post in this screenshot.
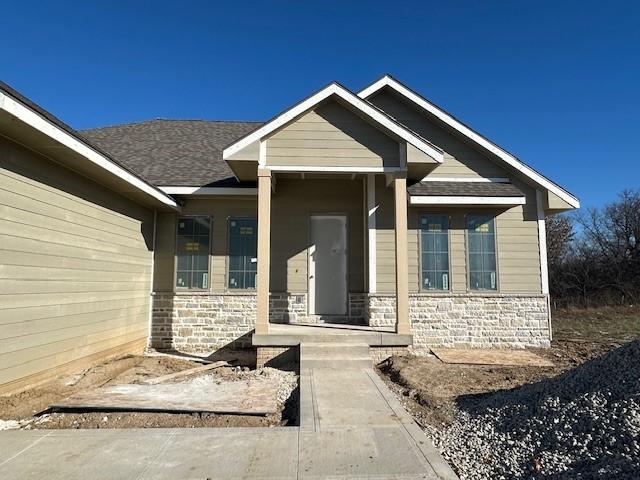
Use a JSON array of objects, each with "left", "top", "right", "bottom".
[
  {"left": 394, "top": 174, "right": 410, "bottom": 334},
  {"left": 256, "top": 168, "right": 271, "bottom": 335}
]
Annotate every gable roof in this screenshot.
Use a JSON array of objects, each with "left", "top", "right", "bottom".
[
  {"left": 358, "top": 75, "right": 580, "bottom": 208},
  {"left": 0, "top": 81, "right": 179, "bottom": 209},
  {"left": 222, "top": 82, "right": 445, "bottom": 163},
  {"left": 82, "top": 120, "right": 261, "bottom": 187}
]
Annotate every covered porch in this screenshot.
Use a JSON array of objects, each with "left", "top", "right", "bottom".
[{"left": 255, "top": 169, "right": 412, "bottom": 337}]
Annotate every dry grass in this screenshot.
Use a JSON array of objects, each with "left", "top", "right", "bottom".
[{"left": 552, "top": 305, "right": 640, "bottom": 343}]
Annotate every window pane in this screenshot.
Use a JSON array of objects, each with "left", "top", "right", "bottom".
[
  {"left": 469, "top": 271, "right": 482, "bottom": 290},
  {"left": 176, "top": 217, "right": 211, "bottom": 289},
  {"left": 469, "top": 253, "right": 483, "bottom": 272},
  {"left": 435, "top": 252, "right": 449, "bottom": 270},
  {"left": 422, "top": 270, "right": 436, "bottom": 289},
  {"left": 228, "top": 218, "right": 257, "bottom": 289},
  {"left": 420, "top": 215, "right": 449, "bottom": 290},
  {"left": 434, "top": 233, "right": 448, "bottom": 252},
  {"left": 467, "top": 215, "right": 497, "bottom": 290}
]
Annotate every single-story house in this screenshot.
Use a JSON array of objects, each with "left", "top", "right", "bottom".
[{"left": 0, "top": 76, "right": 578, "bottom": 393}]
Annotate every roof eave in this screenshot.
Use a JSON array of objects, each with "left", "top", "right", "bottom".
[{"left": 0, "top": 86, "right": 180, "bottom": 211}]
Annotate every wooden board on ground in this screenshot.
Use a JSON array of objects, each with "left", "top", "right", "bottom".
[
  {"left": 431, "top": 348, "right": 554, "bottom": 367},
  {"left": 143, "top": 361, "right": 228, "bottom": 385},
  {"left": 50, "top": 381, "right": 278, "bottom": 415}
]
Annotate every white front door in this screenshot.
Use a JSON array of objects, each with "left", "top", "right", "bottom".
[{"left": 309, "top": 215, "right": 347, "bottom": 315}]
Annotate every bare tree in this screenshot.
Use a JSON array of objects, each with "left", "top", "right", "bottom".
[
  {"left": 553, "top": 189, "right": 640, "bottom": 306},
  {"left": 546, "top": 214, "right": 575, "bottom": 267}
]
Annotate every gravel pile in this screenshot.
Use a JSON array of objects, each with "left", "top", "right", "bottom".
[{"left": 426, "top": 340, "right": 640, "bottom": 479}]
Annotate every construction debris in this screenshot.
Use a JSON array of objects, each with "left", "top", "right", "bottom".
[
  {"left": 50, "top": 378, "right": 279, "bottom": 415},
  {"left": 143, "top": 361, "right": 229, "bottom": 385}
]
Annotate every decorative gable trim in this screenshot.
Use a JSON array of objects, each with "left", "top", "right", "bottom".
[{"left": 223, "top": 82, "right": 445, "bottom": 164}]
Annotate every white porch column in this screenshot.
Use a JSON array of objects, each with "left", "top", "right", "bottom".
[
  {"left": 256, "top": 168, "right": 271, "bottom": 335},
  {"left": 394, "top": 175, "right": 410, "bottom": 335}
]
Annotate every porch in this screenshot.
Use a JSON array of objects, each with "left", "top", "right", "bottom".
[{"left": 254, "top": 170, "right": 411, "bottom": 338}]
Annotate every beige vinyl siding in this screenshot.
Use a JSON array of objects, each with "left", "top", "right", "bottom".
[
  {"left": 374, "top": 175, "right": 397, "bottom": 293},
  {"left": 368, "top": 90, "right": 508, "bottom": 179},
  {"left": 153, "top": 179, "right": 365, "bottom": 295},
  {"left": 266, "top": 101, "right": 400, "bottom": 169},
  {"left": 271, "top": 178, "right": 364, "bottom": 293},
  {"left": 0, "top": 136, "right": 153, "bottom": 392},
  {"left": 153, "top": 198, "right": 258, "bottom": 293},
  {"left": 495, "top": 179, "right": 542, "bottom": 293},
  {"left": 406, "top": 181, "right": 542, "bottom": 294}
]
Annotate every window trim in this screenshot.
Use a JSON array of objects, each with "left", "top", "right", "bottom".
[
  {"left": 465, "top": 212, "right": 500, "bottom": 292},
  {"left": 418, "top": 212, "right": 452, "bottom": 293},
  {"left": 225, "top": 216, "right": 258, "bottom": 292},
  {"left": 174, "top": 215, "right": 213, "bottom": 292}
]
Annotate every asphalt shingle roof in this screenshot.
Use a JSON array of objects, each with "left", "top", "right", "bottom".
[
  {"left": 407, "top": 181, "right": 524, "bottom": 197},
  {"left": 81, "top": 120, "right": 263, "bottom": 187}
]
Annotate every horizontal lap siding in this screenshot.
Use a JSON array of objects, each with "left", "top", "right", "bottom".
[
  {"left": 153, "top": 198, "right": 258, "bottom": 293},
  {"left": 266, "top": 101, "right": 399, "bottom": 169},
  {"left": 369, "top": 90, "right": 543, "bottom": 294},
  {"left": 375, "top": 176, "right": 396, "bottom": 293},
  {"left": 0, "top": 136, "right": 153, "bottom": 390},
  {"left": 368, "top": 90, "right": 507, "bottom": 179},
  {"left": 408, "top": 205, "right": 540, "bottom": 294},
  {"left": 271, "top": 178, "right": 364, "bottom": 293},
  {"left": 496, "top": 180, "right": 542, "bottom": 293}
]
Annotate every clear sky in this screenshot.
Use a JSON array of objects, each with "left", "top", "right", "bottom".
[{"left": 2, "top": 1, "right": 638, "bottom": 208}]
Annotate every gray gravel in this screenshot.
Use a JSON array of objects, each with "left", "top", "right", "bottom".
[{"left": 424, "top": 340, "right": 640, "bottom": 479}]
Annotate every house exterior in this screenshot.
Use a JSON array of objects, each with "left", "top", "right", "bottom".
[{"left": 0, "top": 76, "right": 578, "bottom": 392}]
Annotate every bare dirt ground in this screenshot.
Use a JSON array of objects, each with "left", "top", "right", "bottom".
[
  {"left": 379, "top": 340, "right": 613, "bottom": 426},
  {"left": 0, "top": 352, "right": 298, "bottom": 430}
]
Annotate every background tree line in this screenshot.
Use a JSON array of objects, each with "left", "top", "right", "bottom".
[{"left": 546, "top": 189, "right": 640, "bottom": 308}]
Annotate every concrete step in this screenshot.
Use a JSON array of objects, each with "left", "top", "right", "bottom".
[
  {"left": 301, "top": 342, "right": 370, "bottom": 357},
  {"left": 300, "top": 356, "right": 372, "bottom": 370}
]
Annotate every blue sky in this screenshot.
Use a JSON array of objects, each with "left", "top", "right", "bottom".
[{"left": 2, "top": 1, "right": 638, "bottom": 208}]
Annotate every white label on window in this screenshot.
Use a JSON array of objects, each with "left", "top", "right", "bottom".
[
  {"left": 442, "top": 273, "right": 449, "bottom": 290},
  {"left": 491, "top": 272, "right": 496, "bottom": 289},
  {"left": 230, "top": 221, "right": 236, "bottom": 227},
  {"left": 250, "top": 257, "right": 257, "bottom": 263},
  {"left": 203, "top": 273, "right": 208, "bottom": 289}
]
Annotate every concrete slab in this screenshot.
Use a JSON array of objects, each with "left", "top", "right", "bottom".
[
  {"left": 0, "top": 428, "right": 298, "bottom": 480},
  {"left": 299, "top": 426, "right": 438, "bottom": 479}
]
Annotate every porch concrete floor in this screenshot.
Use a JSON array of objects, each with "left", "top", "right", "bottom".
[{"left": 254, "top": 322, "right": 412, "bottom": 347}]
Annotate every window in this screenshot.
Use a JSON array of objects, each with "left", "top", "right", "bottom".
[
  {"left": 176, "top": 216, "right": 210, "bottom": 289},
  {"left": 228, "top": 218, "right": 257, "bottom": 289},
  {"left": 420, "top": 214, "right": 450, "bottom": 290},
  {"left": 467, "top": 214, "right": 497, "bottom": 290}
]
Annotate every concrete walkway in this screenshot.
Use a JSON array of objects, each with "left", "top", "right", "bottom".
[{"left": 0, "top": 346, "right": 457, "bottom": 480}]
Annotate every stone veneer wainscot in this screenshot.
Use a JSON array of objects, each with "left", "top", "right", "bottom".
[
  {"left": 367, "top": 293, "right": 550, "bottom": 351},
  {"left": 152, "top": 292, "right": 551, "bottom": 354}
]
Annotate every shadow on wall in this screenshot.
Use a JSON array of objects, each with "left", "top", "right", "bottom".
[{"left": 270, "top": 177, "right": 365, "bottom": 294}]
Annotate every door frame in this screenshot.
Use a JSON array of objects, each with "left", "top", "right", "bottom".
[{"left": 307, "top": 213, "right": 349, "bottom": 316}]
